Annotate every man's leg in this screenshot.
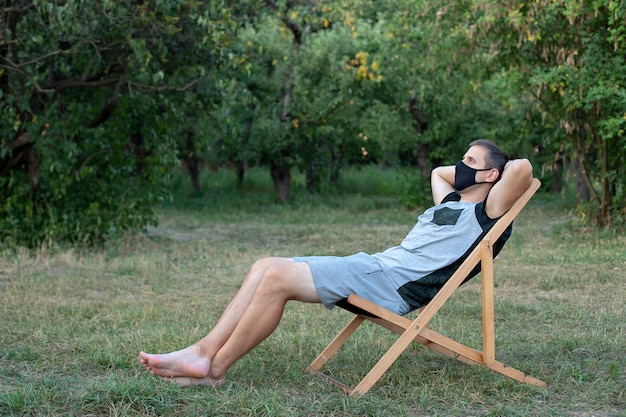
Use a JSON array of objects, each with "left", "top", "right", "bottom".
[
  {"left": 139, "top": 257, "right": 319, "bottom": 384},
  {"left": 208, "top": 259, "right": 318, "bottom": 380}
]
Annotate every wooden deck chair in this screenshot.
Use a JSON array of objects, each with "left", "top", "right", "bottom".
[{"left": 307, "top": 178, "right": 547, "bottom": 396}]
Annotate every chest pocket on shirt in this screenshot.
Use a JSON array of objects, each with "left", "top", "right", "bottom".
[{"left": 432, "top": 207, "right": 463, "bottom": 226}]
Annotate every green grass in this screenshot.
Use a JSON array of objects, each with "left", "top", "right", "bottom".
[{"left": 1, "top": 167, "right": 625, "bottom": 416}]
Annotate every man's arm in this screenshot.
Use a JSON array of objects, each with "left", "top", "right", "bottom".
[
  {"left": 485, "top": 158, "right": 533, "bottom": 219},
  {"left": 430, "top": 165, "right": 456, "bottom": 205}
]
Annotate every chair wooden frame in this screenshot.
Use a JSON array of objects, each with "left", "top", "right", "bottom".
[{"left": 307, "top": 178, "right": 547, "bottom": 396}]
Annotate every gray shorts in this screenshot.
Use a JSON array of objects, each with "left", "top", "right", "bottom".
[{"left": 293, "top": 252, "right": 412, "bottom": 315}]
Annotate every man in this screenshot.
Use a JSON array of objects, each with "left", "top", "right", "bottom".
[{"left": 140, "top": 139, "right": 533, "bottom": 387}]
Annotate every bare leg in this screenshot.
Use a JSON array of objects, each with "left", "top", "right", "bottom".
[
  {"left": 208, "top": 260, "right": 318, "bottom": 379},
  {"left": 139, "top": 257, "right": 319, "bottom": 385},
  {"left": 140, "top": 257, "right": 293, "bottom": 378}
]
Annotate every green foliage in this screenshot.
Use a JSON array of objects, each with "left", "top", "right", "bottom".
[
  {"left": 3, "top": 0, "right": 626, "bottom": 248},
  {"left": 1, "top": 0, "right": 237, "bottom": 246},
  {"left": 468, "top": 0, "right": 626, "bottom": 226},
  {"left": 1, "top": 95, "right": 176, "bottom": 246},
  {"left": 223, "top": 1, "right": 462, "bottom": 197}
]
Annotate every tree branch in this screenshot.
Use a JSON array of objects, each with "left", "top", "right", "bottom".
[
  {"left": 52, "top": 75, "right": 119, "bottom": 92},
  {"left": 127, "top": 79, "right": 200, "bottom": 93},
  {"left": 6, "top": 133, "right": 31, "bottom": 150},
  {"left": 85, "top": 78, "right": 123, "bottom": 128},
  {"left": 0, "top": 49, "right": 70, "bottom": 69}
]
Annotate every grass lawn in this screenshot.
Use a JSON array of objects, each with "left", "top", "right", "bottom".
[{"left": 1, "top": 167, "right": 625, "bottom": 416}]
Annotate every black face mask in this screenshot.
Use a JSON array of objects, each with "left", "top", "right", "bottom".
[{"left": 454, "top": 160, "right": 492, "bottom": 191}]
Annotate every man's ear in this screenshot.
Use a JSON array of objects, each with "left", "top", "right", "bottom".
[{"left": 488, "top": 168, "right": 501, "bottom": 183}]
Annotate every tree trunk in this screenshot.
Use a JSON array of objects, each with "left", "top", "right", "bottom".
[
  {"left": 549, "top": 157, "right": 564, "bottom": 194},
  {"left": 569, "top": 157, "right": 590, "bottom": 203},
  {"left": 182, "top": 129, "right": 201, "bottom": 194},
  {"left": 330, "top": 148, "right": 342, "bottom": 186},
  {"left": 236, "top": 100, "right": 256, "bottom": 188},
  {"left": 597, "top": 129, "right": 611, "bottom": 226},
  {"left": 130, "top": 130, "right": 145, "bottom": 177},
  {"left": 236, "top": 161, "right": 247, "bottom": 188},
  {"left": 305, "top": 162, "right": 317, "bottom": 193},
  {"left": 409, "top": 92, "right": 430, "bottom": 180},
  {"left": 24, "top": 143, "right": 39, "bottom": 190},
  {"left": 416, "top": 142, "right": 430, "bottom": 182},
  {"left": 264, "top": 0, "right": 306, "bottom": 203},
  {"left": 270, "top": 161, "right": 291, "bottom": 203},
  {"left": 0, "top": 133, "right": 40, "bottom": 190}
]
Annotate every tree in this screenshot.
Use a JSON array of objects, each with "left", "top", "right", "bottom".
[
  {"left": 0, "top": 0, "right": 236, "bottom": 246},
  {"left": 468, "top": 0, "right": 626, "bottom": 226},
  {"left": 232, "top": 0, "right": 434, "bottom": 197}
]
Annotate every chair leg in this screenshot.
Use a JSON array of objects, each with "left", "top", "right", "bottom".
[
  {"left": 307, "top": 315, "right": 366, "bottom": 373},
  {"left": 350, "top": 317, "right": 429, "bottom": 396},
  {"left": 481, "top": 240, "right": 496, "bottom": 365}
]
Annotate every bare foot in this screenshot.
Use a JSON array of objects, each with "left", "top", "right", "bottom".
[
  {"left": 162, "top": 376, "right": 226, "bottom": 387},
  {"left": 139, "top": 346, "right": 211, "bottom": 379}
]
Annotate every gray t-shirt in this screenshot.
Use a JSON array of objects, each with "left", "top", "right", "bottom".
[{"left": 373, "top": 192, "right": 510, "bottom": 309}]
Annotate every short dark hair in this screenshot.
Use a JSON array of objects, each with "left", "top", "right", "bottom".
[{"left": 469, "top": 139, "right": 508, "bottom": 180}]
